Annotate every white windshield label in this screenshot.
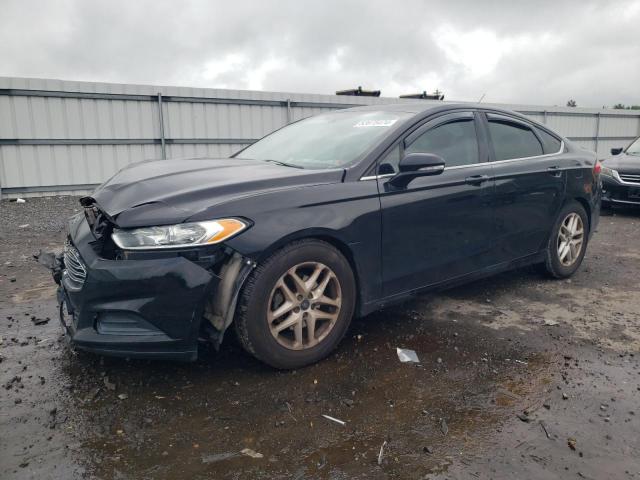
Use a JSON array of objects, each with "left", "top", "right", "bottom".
[{"left": 353, "top": 119, "right": 398, "bottom": 128}]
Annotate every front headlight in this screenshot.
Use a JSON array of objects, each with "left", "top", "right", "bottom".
[
  {"left": 601, "top": 166, "right": 618, "bottom": 179},
  {"left": 111, "top": 219, "right": 249, "bottom": 250}
]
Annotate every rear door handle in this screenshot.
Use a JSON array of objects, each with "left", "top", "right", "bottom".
[
  {"left": 547, "top": 166, "right": 562, "bottom": 177},
  {"left": 465, "top": 174, "right": 489, "bottom": 185}
]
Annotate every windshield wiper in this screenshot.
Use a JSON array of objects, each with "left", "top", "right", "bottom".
[{"left": 264, "top": 159, "right": 304, "bottom": 169}]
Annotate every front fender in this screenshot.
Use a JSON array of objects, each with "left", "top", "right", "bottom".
[{"left": 220, "top": 181, "right": 382, "bottom": 312}]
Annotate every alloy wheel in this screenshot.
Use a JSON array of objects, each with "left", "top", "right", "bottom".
[
  {"left": 557, "top": 212, "right": 584, "bottom": 267},
  {"left": 267, "top": 262, "right": 342, "bottom": 350}
]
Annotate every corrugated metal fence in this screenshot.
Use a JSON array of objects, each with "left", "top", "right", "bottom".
[{"left": 1, "top": 76, "right": 639, "bottom": 198}]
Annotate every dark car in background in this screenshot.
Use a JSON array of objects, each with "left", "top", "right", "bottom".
[
  {"left": 601, "top": 136, "right": 640, "bottom": 206},
  {"left": 53, "top": 103, "right": 601, "bottom": 369}
]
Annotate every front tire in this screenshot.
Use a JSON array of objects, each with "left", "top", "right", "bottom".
[
  {"left": 235, "top": 239, "right": 356, "bottom": 369},
  {"left": 542, "top": 201, "right": 589, "bottom": 279}
]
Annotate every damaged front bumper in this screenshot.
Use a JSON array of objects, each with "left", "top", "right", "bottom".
[{"left": 54, "top": 214, "right": 252, "bottom": 361}]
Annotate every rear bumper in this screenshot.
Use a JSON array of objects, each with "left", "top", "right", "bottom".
[{"left": 58, "top": 215, "right": 221, "bottom": 361}]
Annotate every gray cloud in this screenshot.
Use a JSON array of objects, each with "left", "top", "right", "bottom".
[{"left": 1, "top": 0, "right": 638, "bottom": 107}]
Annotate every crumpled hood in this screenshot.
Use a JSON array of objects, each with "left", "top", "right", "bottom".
[
  {"left": 602, "top": 153, "right": 640, "bottom": 174},
  {"left": 90, "top": 157, "right": 344, "bottom": 227}
]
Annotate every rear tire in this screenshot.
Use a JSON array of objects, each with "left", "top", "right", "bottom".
[
  {"left": 542, "top": 201, "right": 589, "bottom": 279},
  {"left": 235, "top": 239, "right": 356, "bottom": 369}
]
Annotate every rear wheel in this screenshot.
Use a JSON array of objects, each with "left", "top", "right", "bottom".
[
  {"left": 542, "top": 201, "right": 589, "bottom": 278},
  {"left": 235, "top": 239, "right": 355, "bottom": 369}
]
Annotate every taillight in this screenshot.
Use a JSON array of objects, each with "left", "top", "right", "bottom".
[{"left": 593, "top": 161, "right": 601, "bottom": 175}]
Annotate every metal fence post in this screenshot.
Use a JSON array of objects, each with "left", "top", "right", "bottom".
[
  {"left": 157, "top": 93, "right": 166, "bottom": 159},
  {"left": 286, "top": 99, "right": 292, "bottom": 124},
  {"left": 595, "top": 112, "right": 601, "bottom": 155},
  {"left": 543, "top": 110, "right": 548, "bottom": 125}
]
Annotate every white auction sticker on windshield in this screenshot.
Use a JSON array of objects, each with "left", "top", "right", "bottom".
[{"left": 353, "top": 119, "right": 398, "bottom": 128}]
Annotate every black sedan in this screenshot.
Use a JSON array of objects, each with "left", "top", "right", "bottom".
[
  {"left": 53, "top": 103, "right": 601, "bottom": 368},
  {"left": 601, "top": 136, "right": 640, "bottom": 206}
]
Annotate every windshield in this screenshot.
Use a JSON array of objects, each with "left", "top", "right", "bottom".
[
  {"left": 236, "top": 110, "right": 412, "bottom": 169},
  {"left": 627, "top": 137, "right": 640, "bottom": 156}
]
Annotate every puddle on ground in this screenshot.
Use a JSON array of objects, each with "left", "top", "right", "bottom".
[{"left": 52, "top": 306, "right": 554, "bottom": 480}]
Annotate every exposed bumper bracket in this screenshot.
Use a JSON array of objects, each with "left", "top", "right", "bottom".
[{"left": 203, "top": 251, "right": 256, "bottom": 347}]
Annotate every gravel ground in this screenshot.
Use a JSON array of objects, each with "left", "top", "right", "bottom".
[{"left": 1, "top": 196, "right": 639, "bottom": 479}]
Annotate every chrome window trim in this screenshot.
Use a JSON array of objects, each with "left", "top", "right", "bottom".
[
  {"left": 359, "top": 141, "right": 565, "bottom": 180},
  {"left": 489, "top": 140, "right": 564, "bottom": 164},
  {"left": 360, "top": 173, "right": 395, "bottom": 181}
]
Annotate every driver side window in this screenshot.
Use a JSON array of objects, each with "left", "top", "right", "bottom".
[{"left": 405, "top": 119, "right": 479, "bottom": 169}]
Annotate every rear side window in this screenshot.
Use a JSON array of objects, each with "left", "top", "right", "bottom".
[
  {"left": 535, "top": 127, "right": 562, "bottom": 154},
  {"left": 488, "top": 119, "right": 543, "bottom": 160},
  {"left": 405, "top": 119, "right": 479, "bottom": 168}
]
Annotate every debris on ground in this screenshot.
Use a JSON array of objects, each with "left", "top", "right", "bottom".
[
  {"left": 540, "top": 421, "right": 551, "bottom": 439},
  {"left": 103, "top": 377, "right": 116, "bottom": 391},
  {"left": 14, "top": 198, "right": 26, "bottom": 203},
  {"left": 240, "top": 448, "right": 264, "bottom": 459},
  {"left": 202, "top": 452, "right": 237, "bottom": 464},
  {"left": 31, "top": 316, "right": 50, "bottom": 326},
  {"left": 568, "top": 437, "right": 577, "bottom": 450},
  {"left": 517, "top": 413, "right": 531, "bottom": 423},
  {"left": 341, "top": 398, "right": 354, "bottom": 407},
  {"left": 377, "top": 440, "right": 387, "bottom": 466},
  {"left": 322, "top": 414, "right": 346, "bottom": 426},
  {"left": 396, "top": 347, "right": 420, "bottom": 363},
  {"left": 117, "top": 393, "right": 128, "bottom": 400},
  {"left": 544, "top": 319, "right": 559, "bottom": 326},
  {"left": 440, "top": 418, "right": 449, "bottom": 436}
]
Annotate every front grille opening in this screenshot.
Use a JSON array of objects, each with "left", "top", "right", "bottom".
[
  {"left": 63, "top": 243, "right": 87, "bottom": 289},
  {"left": 619, "top": 173, "right": 640, "bottom": 184}
]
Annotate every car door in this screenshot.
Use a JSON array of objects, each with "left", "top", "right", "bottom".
[
  {"left": 482, "top": 112, "right": 566, "bottom": 262},
  {"left": 376, "top": 111, "right": 496, "bottom": 297}
]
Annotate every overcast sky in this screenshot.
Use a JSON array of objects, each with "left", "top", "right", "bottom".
[{"left": 1, "top": 0, "right": 639, "bottom": 107}]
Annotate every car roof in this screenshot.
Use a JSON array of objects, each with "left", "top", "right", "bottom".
[
  {"left": 342, "top": 102, "right": 541, "bottom": 127},
  {"left": 343, "top": 102, "right": 514, "bottom": 114}
]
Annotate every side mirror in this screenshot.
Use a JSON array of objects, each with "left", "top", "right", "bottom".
[
  {"left": 611, "top": 147, "right": 623, "bottom": 155},
  {"left": 389, "top": 153, "right": 445, "bottom": 188}
]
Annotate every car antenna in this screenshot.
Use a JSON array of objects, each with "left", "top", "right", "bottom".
[{"left": 478, "top": 93, "right": 486, "bottom": 103}]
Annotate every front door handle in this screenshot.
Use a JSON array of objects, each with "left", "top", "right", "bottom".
[
  {"left": 465, "top": 174, "right": 489, "bottom": 185},
  {"left": 547, "top": 166, "right": 562, "bottom": 177}
]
